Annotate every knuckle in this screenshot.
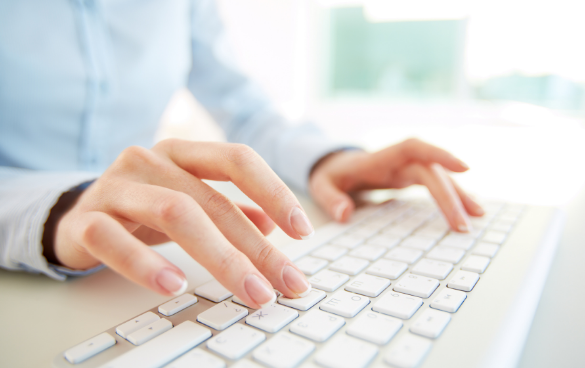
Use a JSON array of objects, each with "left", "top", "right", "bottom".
[
  {"left": 267, "top": 181, "right": 290, "bottom": 203},
  {"left": 202, "top": 191, "right": 239, "bottom": 221},
  {"left": 113, "top": 145, "right": 157, "bottom": 172},
  {"left": 152, "top": 192, "right": 194, "bottom": 225},
  {"left": 153, "top": 138, "right": 180, "bottom": 152},
  {"left": 79, "top": 215, "right": 105, "bottom": 246},
  {"left": 252, "top": 240, "right": 280, "bottom": 270},
  {"left": 225, "top": 144, "right": 259, "bottom": 167},
  {"left": 216, "top": 248, "right": 244, "bottom": 276}
]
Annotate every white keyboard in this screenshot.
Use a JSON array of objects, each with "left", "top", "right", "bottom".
[{"left": 53, "top": 199, "right": 564, "bottom": 368}]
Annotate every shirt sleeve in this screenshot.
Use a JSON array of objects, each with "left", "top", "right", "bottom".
[
  {"left": 0, "top": 166, "right": 101, "bottom": 280},
  {"left": 186, "top": 0, "right": 353, "bottom": 193}
]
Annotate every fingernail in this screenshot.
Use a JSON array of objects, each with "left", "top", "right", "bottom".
[
  {"left": 290, "top": 207, "right": 314, "bottom": 239},
  {"left": 453, "top": 207, "right": 472, "bottom": 233},
  {"left": 157, "top": 269, "right": 188, "bottom": 296},
  {"left": 283, "top": 265, "right": 312, "bottom": 298},
  {"left": 459, "top": 160, "right": 470, "bottom": 170},
  {"left": 245, "top": 274, "right": 276, "bottom": 309},
  {"left": 334, "top": 202, "right": 348, "bottom": 222}
]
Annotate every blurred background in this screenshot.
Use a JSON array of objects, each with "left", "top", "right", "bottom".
[{"left": 157, "top": 0, "right": 585, "bottom": 206}]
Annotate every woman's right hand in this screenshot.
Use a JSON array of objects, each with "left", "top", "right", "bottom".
[{"left": 52, "top": 139, "right": 314, "bottom": 309}]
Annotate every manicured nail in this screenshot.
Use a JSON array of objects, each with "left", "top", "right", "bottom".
[
  {"left": 459, "top": 160, "right": 470, "bottom": 170},
  {"left": 283, "top": 265, "right": 311, "bottom": 298},
  {"left": 453, "top": 207, "right": 472, "bottom": 233},
  {"left": 245, "top": 274, "right": 276, "bottom": 309},
  {"left": 290, "top": 207, "right": 314, "bottom": 239},
  {"left": 334, "top": 202, "right": 348, "bottom": 222},
  {"left": 157, "top": 269, "right": 188, "bottom": 296}
]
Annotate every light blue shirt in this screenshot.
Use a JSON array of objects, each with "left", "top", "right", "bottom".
[{"left": 0, "top": 0, "right": 346, "bottom": 279}]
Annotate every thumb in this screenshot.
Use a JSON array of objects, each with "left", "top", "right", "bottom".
[{"left": 311, "top": 176, "right": 355, "bottom": 222}]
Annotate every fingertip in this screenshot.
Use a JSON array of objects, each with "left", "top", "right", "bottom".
[{"left": 333, "top": 201, "right": 352, "bottom": 222}]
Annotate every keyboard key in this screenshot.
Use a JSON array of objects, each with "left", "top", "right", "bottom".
[
  {"left": 253, "top": 332, "right": 315, "bottom": 368},
  {"left": 384, "top": 247, "right": 423, "bottom": 264},
  {"left": 461, "top": 255, "right": 491, "bottom": 273},
  {"left": 426, "top": 246, "right": 465, "bottom": 264},
  {"left": 346, "top": 311, "right": 403, "bottom": 345},
  {"left": 411, "top": 259, "right": 453, "bottom": 280},
  {"left": 158, "top": 294, "right": 198, "bottom": 316},
  {"left": 400, "top": 236, "right": 436, "bottom": 252},
  {"left": 367, "top": 234, "right": 401, "bottom": 248},
  {"left": 246, "top": 304, "right": 299, "bottom": 333},
  {"left": 197, "top": 301, "right": 248, "bottom": 330},
  {"left": 384, "top": 334, "right": 432, "bottom": 368},
  {"left": 312, "top": 245, "right": 347, "bottom": 261},
  {"left": 127, "top": 318, "right": 173, "bottom": 346},
  {"left": 231, "top": 360, "right": 263, "bottom": 368},
  {"left": 309, "top": 269, "right": 350, "bottom": 292},
  {"left": 330, "top": 234, "right": 365, "bottom": 249},
  {"left": 383, "top": 223, "right": 417, "bottom": 238},
  {"left": 347, "top": 225, "right": 381, "bottom": 238},
  {"left": 64, "top": 332, "right": 116, "bottom": 364},
  {"left": 372, "top": 292, "right": 423, "bottom": 319},
  {"left": 469, "top": 217, "right": 491, "bottom": 230},
  {"left": 329, "top": 256, "right": 369, "bottom": 275},
  {"left": 448, "top": 270, "right": 480, "bottom": 291},
  {"left": 344, "top": 273, "right": 390, "bottom": 297},
  {"left": 314, "top": 334, "right": 378, "bottom": 368},
  {"left": 194, "top": 279, "right": 232, "bottom": 303},
  {"left": 366, "top": 259, "right": 408, "bottom": 280},
  {"left": 165, "top": 348, "right": 225, "bottom": 368},
  {"left": 472, "top": 242, "right": 500, "bottom": 258},
  {"left": 207, "top": 324, "right": 265, "bottom": 360},
  {"left": 320, "top": 290, "right": 370, "bottom": 317},
  {"left": 438, "top": 233, "right": 475, "bottom": 250},
  {"left": 415, "top": 226, "right": 448, "bottom": 241},
  {"left": 103, "top": 321, "right": 211, "bottom": 368},
  {"left": 430, "top": 289, "right": 467, "bottom": 313},
  {"left": 116, "top": 311, "right": 160, "bottom": 338},
  {"left": 394, "top": 274, "right": 440, "bottom": 299},
  {"left": 410, "top": 309, "right": 451, "bottom": 339},
  {"left": 232, "top": 295, "right": 254, "bottom": 309},
  {"left": 482, "top": 230, "right": 507, "bottom": 244},
  {"left": 489, "top": 219, "right": 514, "bottom": 233},
  {"left": 349, "top": 245, "right": 386, "bottom": 261},
  {"left": 290, "top": 310, "right": 345, "bottom": 342},
  {"left": 278, "top": 289, "right": 327, "bottom": 311},
  {"left": 295, "top": 256, "right": 328, "bottom": 275}
]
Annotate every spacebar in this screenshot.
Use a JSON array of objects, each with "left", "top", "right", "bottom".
[{"left": 101, "top": 321, "right": 211, "bottom": 368}]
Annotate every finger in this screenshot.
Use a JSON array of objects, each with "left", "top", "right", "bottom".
[
  {"left": 393, "top": 138, "right": 469, "bottom": 173},
  {"left": 236, "top": 202, "right": 276, "bottom": 236},
  {"left": 153, "top": 140, "right": 314, "bottom": 240},
  {"left": 448, "top": 178, "right": 485, "bottom": 217},
  {"left": 131, "top": 225, "right": 172, "bottom": 245},
  {"left": 74, "top": 211, "right": 188, "bottom": 296},
  {"left": 309, "top": 173, "right": 355, "bottom": 222}
]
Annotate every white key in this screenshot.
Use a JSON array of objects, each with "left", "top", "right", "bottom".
[
  {"left": 207, "top": 324, "right": 265, "bottom": 360},
  {"left": 384, "top": 247, "right": 423, "bottom": 264},
  {"left": 116, "top": 311, "right": 160, "bottom": 338},
  {"left": 469, "top": 217, "right": 491, "bottom": 230},
  {"left": 346, "top": 311, "right": 402, "bottom": 345},
  {"left": 253, "top": 332, "right": 315, "bottom": 368},
  {"left": 482, "top": 230, "right": 507, "bottom": 244},
  {"left": 430, "top": 289, "right": 467, "bottom": 313},
  {"left": 314, "top": 334, "right": 378, "bottom": 368},
  {"left": 347, "top": 225, "right": 381, "bottom": 239},
  {"left": 197, "top": 301, "right": 248, "bottom": 330},
  {"left": 426, "top": 246, "right": 465, "bottom": 264},
  {"left": 490, "top": 219, "right": 514, "bottom": 233},
  {"left": 349, "top": 245, "right": 386, "bottom": 261},
  {"left": 461, "top": 255, "right": 491, "bottom": 273},
  {"left": 384, "top": 334, "right": 432, "bottom": 368},
  {"left": 290, "top": 309, "right": 345, "bottom": 342},
  {"left": 194, "top": 279, "right": 232, "bottom": 303},
  {"left": 411, "top": 259, "right": 453, "bottom": 280},
  {"left": 383, "top": 223, "right": 417, "bottom": 237},
  {"left": 448, "top": 270, "right": 480, "bottom": 291},
  {"left": 472, "top": 242, "right": 500, "bottom": 258},
  {"left": 102, "top": 321, "right": 211, "bottom": 368},
  {"left": 498, "top": 211, "right": 520, "bottom": 222},
  {"left": 320, "top": 290, "right": 370, "bottom": 317},
  {"left": 344, "top": 273, "right": 390, "bottom": 297},
  {"left": 415, "top": 226, "right": 448, "bottom": 240},
  {"left": 309, "top": 269, "right": 350, "bottom": 292},
  {"left": 329, "top": 256, "right": 369, "bottom": 275},
  {"left": 400, "top": 236, "right": 436, "bottom": 252},
  {"left": 372, "top": 292, "right": 422, "bottom": 319},
  {"left": 158, "top": 294, "right": 198, "bottom": 316},
  {"left": 64, "top": 332, "right": 116, "bottom": 364},
  {"left": 127, "top": 318, "right": 173, "bottom": 346},
  {"left": 394, "top": 274, "right": 439, "bottom": 298},
  {"left": 164, "top": 348, "right": 225, "bottom": 368},
  {"left": 232, "top": 295, "right": 253, "bottom": 309},
  {"left": 246, "top": 304, "right": 299, "bottom": 333},
  {"left": 312, "top": 245, "right": 347, "bottom": 261},
  {"left": 367, "top": 234, "right": 401, "bottom": 248},
  {"left": 438, "top": 233, "right": 475, "bottom": 250},
  {"left": 330, "top": 234, "right": 365, "bottom": 249},
  {"left": 366, "top": 259, "right": 408, "bottom": 279},
  {"left": 278, "top": 289, "right": 326, "bottom": 311},
  {"left": 410, "top": 309, "right": 451, "bottom": 339},
  {"left": 295, "top": 256, "right": 328, "bottom": 275},
  {"left": 231, "top": 359, "right": 263, "bottom": 368}
]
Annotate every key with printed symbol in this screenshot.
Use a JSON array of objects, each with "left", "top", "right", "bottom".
[
  {"left": 127, "top": 318, "right": 172, "bottom": 345},
  {"left": 411, "top": 259, "right": 453, "bottom": 280},
  {"left": 344, "top": 273, "right": 390, "bottom": 297},
  {"left": 394, "top": 274, "right": 440, "bottom": 298},
  {"left": 252, "top": 332, "right": 315, "bottom": 368},
  {"left": 319, "top": 290, "right": 370, "bottom": 317},
  {"left": 461, "top": 255, "right": 491, "bottom": 273},
  {"left": 278, "top": 289, "right": 326, "bottom": 311},
  {"left": 400, "top": 236, "right": 436, "bottom": 252},
  {"left": 448, "top": 270, "right": 480, "bottom": 291},
  {"left": 346, "top": 311, "right": 403, "bottom": 345},
  {"left": 164, "top": 348, "right": 225, "bottom": 368},
  {"left": 246, "top": 304, "right": 299, "bottom": 333},
  {"left": 289, "top": 309, "right": 345, "bottom": 342},
  {"left": 366, "top": 259, "right": 408, "bottom": 279},
  {"left": 158, "top": 294, "right": 198, "bottom": 316},
  {"left": 426, "top": 246, "right": 465, "bottom": 264},
  {"left": 64, "top": 332, "right": 116, "bottom": 364},
  {"left": 295, "top": 256, "right": 328, "bottom": 275},
  {"left": 384, "top": 247, "right": 423, "bottom": 264},
  {"left": 309, "top": 269, "right": 350, "bottom": 292},
  {"left": 116, "top": 311, "right": 160, "bottom": 338},
  {"left": 384, "top": 334, "right": 432, "bottom": 368},
  {"left": 349, "top": 245, "right": 386, "bottom": 261},
  {"left": 438, "top": 233, "right": 476, "bottom": 250},
  {"left": 314, "top": 334, "right": 378, "bottom": 368},
  {"left": 430, "top": 289, "right": 467, "bottom": 313},
  {"left": 194, "top": 279, "right": 232, "bottom": 303},
  {"left": 372, "top": 291, "right": 423, "bottom": 319},
  {"left": 312, "top": 245, "right": 348, "bottom": 261},
  {"left": 472, "top": 242, "right": 500, "bottom": 258},
  {"left": 329, "top": 256, "right": 369, "bottom": 275},
  {"left": 197, "top": 301, "right": 248, "bottom": 330},
  {"left": 207, "top": 324, "right": 265, "bottom": 360},
  {"left": 410, "top": 309, "right": 451, "bottom": 338}
]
